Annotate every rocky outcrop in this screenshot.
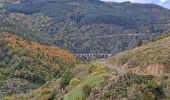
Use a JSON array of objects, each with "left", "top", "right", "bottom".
[
  {"left": 106, "top": 62, "right": 168, "bottom": 76},
  {"left": 107, "top": 34, "right": 170, "bottom": 76},
  {"left": 129, "top": 64, "right": 167, "bottom": 76}
]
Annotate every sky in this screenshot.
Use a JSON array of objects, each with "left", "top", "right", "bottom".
[{"left": 100, "top": 0, "right": 170, "bottom": 9}]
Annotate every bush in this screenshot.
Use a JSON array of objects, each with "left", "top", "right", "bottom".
[
  {"left": 137, "top": 39, "right": 150, "bottom": 46},
  {"left": 60, "top": 70, "right": 74, "bottom": 88},
  {"left": 14, "top": 70, "right": 46, "bottom": 83},
  {"left": 102, "top": 91, "right": 110, "bottom": 99},
  {"left": 82, "top": 84, "right": 92, "bottom": 97},
  {"left": 96, "top": 64, "right": 105, "bottom": 72},
  {"left": 87, "top": 64, "right": 96, "bottom": 73},
  {"left": 137, "top": 40, "right": 143, "bottom": 46},
  {"left": 87, "top": 62, "right": 105, "bottom": 73},
  {"left": 48, "top": 90, "right": 57, "bottom": 100},
  {"left": 69, "top": 78, "right": 80, "bottom": 88}
]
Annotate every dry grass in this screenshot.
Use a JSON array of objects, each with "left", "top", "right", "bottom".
[{"left": 107, "top": 35, "right": 170, "bottom": 69}]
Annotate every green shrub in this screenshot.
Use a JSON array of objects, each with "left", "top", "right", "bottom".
[
  {"left": 69, "top": 78, "right": 80, "bottom": 88},
  {"left": 14, "top": 70, "right": 46, "bottom": 83},
  {"left": 102, "top": 91, "right": 110, "bottom": 99},
  {"left": 82, "top": 84, "right": 92, "bottom": 97},
  {"left": 87, "top": 64, "right": 97, "bottom": 73},
  {"left": 48, "top": 90, "right": 57, "bottom": 100},
  {"left": 87, "top": 62, "right": 105, "bottom": 73},
  {"left": 39, "top": 89, "right": 57, "bottom": 100},
  {"left": 60, "top": 70, "right": 74, "bottom": 88}
]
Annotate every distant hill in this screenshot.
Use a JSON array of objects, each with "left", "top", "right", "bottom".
[
  {"left": 0, "top": 32, "right": 77, "bottom": 97},
  {"left": 107, "top": 31, "right": 170, "bottom": 76},
  {"left": 0, "top": 0, "right": 170, "bottom": 54}
]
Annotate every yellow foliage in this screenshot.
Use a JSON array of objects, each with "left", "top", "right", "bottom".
[
  {"left": 96, "top": 64, "right": 105, "bottom": 71},
  {"left": 1, "top": 32, "right": 76, "bottom": 69}
]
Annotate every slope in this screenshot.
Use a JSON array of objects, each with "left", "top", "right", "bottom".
[
  {"left": 107, "top": 31, "right": 170, "bottom": 76},
  {"left": 0, "top": 32, "right": 77, "bottom": 97},
  {"left": 5, "top": 31, "right": 170, "bottom": 100},
  {"left": 6, "top": 62, "right": 170, "bottom": 100},
  {"left": 1, "top": 0, "right": 170, "bottom": 54}
]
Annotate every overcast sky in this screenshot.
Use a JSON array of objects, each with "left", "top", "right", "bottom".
[{"left": 100, "top": 0, "right": 170, "bottom": 9}]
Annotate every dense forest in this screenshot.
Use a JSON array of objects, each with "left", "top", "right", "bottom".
[
  {"left": 0, "top": 0, "right": 170, "bottom": 54},
  {"left": 0, "top": 32, "right": 77, "bottom": 97}
]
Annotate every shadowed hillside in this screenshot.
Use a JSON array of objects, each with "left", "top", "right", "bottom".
[{"left": 0, "top": 0, "right": 170, "bottom": 54}]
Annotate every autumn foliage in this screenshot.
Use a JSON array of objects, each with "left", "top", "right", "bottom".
[
  {"left": 3, "top": 32, "right": 76, "bottom": 67},
  {"left": 0, "top": 32, "right": 77, "bottom": 96}
]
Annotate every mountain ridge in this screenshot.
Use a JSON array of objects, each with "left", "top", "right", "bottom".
[
  {"left": 1, "top": 0, "right": 170, "bottom": 54},
  {"left": 106, "top": 31, "right": 170, "bottom": 76}
]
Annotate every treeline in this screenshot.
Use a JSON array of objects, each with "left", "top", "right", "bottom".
[{"left": 1, "top": 0, "right": 170, "bottom": 54}]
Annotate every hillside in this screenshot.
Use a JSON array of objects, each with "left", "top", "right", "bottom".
[
  {"left": 3, "top": 31, "right": 170, "bottom": 100},
  {"left": 5, "top": 62, "right": 170, "bottom": 100},
  {"left": 0, "top": 32, "right": 77, "bottom": 98},
  {"left": 0, "top": 1, "right": 170, "bottom": 99},
  {"left": 0, "top": 0, "right": 170, "bottom": 54},
  {"left": 107, "top": 31, "right": 170, "bottom": 76}
]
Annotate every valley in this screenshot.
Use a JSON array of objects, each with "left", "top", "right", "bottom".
[
  {"left": 2, "top": 31, "right": 170, "bottom": 100},
  {"left": 0, "top": 0, "right": 170, "bottom": 54},
  {"left": 0, "top": 0, "right": 170, "bottom": 100}
]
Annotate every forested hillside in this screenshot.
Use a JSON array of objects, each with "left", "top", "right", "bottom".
[
  {"left": 3, "top": 31, "right": 170, "bottom": 100},
  {"left": 0, "top": 32, "right": 77, "bottom": 97},
  {"left": 0, "top": 0, "right": 170, "bottom": 100},
  {"left": 0, "top": 0, "right": 170, "bottom": 54}
]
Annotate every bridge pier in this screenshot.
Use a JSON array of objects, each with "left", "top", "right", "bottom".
[{"left": 74, "top": 53, "right": 112, "bottom": 59}]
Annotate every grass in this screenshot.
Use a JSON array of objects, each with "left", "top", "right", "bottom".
[
  {"left": 107, "top": 34, "right": 170, "bottom": 68},
  {"left": 4, "top": 79, "right": 60, "bottom": 100},
  {"left": 4, "top": 60, "right": 117, "bottom": 100},
  {"left": 63, "top": 73, "right": 103, "bottom": 100}
]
